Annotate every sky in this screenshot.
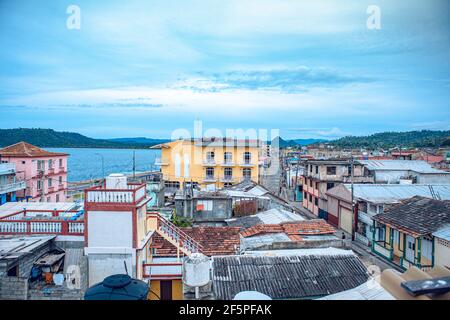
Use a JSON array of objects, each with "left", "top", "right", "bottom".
[{"left": 0, "top": 0, "right": 449, "bottom": 140}]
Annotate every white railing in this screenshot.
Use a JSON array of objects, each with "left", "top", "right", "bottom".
[
  {"left": 0, "top": 220, "right": 84, "bottom": 235},
  {"left": 87, "top": 190, "right": 134, "bottom": 203},
  {"left": 154, "top": 158, "right": 169, "bottom": 165},
  {"left": 0, "top": 181, "right": 26, "bottom": 193},
  {"left": 30, "top": 222, "right": 62, "bottom": 233},
  {"left": 68, "top": 222, "right": 85, "bottom": 234},
  {"left": 0, "top": 163, "right": 16, "bottom": 174},
  {"left": 373, "top": 242, "right": 392, "bottom": 260}
]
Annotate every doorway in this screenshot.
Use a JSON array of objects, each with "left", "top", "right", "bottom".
[{"left": 160, "top": 280, "right": 172, "bottom": 300}]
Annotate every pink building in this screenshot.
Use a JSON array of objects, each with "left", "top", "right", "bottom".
[{"left": 0, "top": 142, "right": 69, "bottom": 202}]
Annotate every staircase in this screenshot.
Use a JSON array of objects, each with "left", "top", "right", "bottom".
[{"left": 147, "top": 213, "right": 203, "bottom": 256}]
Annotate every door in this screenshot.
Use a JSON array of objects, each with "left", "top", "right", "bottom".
[
  {"left": 405, "top": 235, "right": 415, "bottom": 262},
  {"left": 160, "top": 280, "right": 172, "bottom": 300}
]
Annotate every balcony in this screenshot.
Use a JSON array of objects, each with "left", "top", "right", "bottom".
[
  {"left": 155, "top": 158, "right": 169, "bottom": 166},
  {"left": 58, "top": 184, "right": 65, "bottom": 190},
  {"left": 239, "top": 160, "right": 254, "bottom": 167},
  {"left": 0, "top": 220, "right": 84, "bottom": 236},
  {"left": 0, "top": 163, "right": 16, "bottom": 175},
  {"left": 202, "top": 159, "right": 217, "bottom": 166},
  {"left": 142, "top": 259, "right": 183, "bottom": 280},
  {"left": 47, "top": 186, "right": 55, "bottom": 193},
  {"left": 220, "top": 160, "right": 235, "bottom": 167},
  {"left": 85, "top": 183, "right": 147, "bottom": 204},
  {"left": 0, "top": 181, "right": 26, "bottom": 194},
  {"left": 203, "top": 175, "right": 217, "bottom": 182},
  {"left": 372, "top": 241, "right": 393, "bottom": 260},
  {"left": 220, "top": 176, "right": 234, "bottom": 183},
  {"left": 357, "top": 210, "right": 373, "bottom": 225},
  {"left": 48, "top": 168, "right": 55, "bottom": 175}
]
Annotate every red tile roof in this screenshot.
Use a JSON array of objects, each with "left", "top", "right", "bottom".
[
  {"left": 240, "top": 219, "right": 336, "bottom": 240},
  {"left": 152, "top": 226, "right": 241, "bottom": 257},
  {"left": 0, "top": 142, "right": 68, "bottom": 157}
]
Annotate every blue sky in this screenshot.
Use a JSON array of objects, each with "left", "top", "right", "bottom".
[{"left": 0, "top": 0, "right": 449, "bottom": 139}]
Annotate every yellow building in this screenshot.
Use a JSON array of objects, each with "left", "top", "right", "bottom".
[{"left": 153, "top": 138, "right": 261, "bottom": 189}]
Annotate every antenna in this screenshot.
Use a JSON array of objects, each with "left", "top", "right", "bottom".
[{"left": 124, "top": 260, "right": 128, "bottom": 275}]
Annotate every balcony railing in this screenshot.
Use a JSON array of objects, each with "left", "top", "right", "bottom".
[
  {"left": 58, "top": 184, "right": 65, "bottom": 190},
  {"left": 0, "top": 220, "right": 84, "bottom": 236},
  {"left": 85, "top": 183, "right": 147, "bottom": 204},
  {"left": 203, "top": 175, "right": 217, "bottom": 182},
  {"left": 202, "top": 159, "right": 216, "bottom": 166},
  {"left": 220, "top": 176, "right": 234, "bottom": 182},
  {"left": 0, "top": 181, "right": 26, "bottom": 193},
  {"left": 220, "top": 160, "right": 234, "bottom": 166},
  {"left": 151, "top": 213, "right": 204, "bottom": 255},
  {"left": 372, "top": 241, "right": 393, "bottom": 260}
]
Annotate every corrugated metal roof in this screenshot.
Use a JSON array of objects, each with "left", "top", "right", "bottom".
[
  {"left": 343, "top": 184, "right": 450, "bottom": 203},
  {"left": 212, "top": 251, "right": 368, "bottom": 299},
  {"left": 433, "top": 226, "right": 450, "bottom": 241},
  {"left": 319, "top": 279, "right": 395, "bottom": 300},
  {"left": 358, "top": 160, "right": 448, "bottom": 174},
  {"left": 63, "top": 248, "right": 84, "bottom": 274}
]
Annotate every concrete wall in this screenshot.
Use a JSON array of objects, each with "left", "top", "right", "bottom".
[
  {"left": 434, "top": 238, "right": 450, "bottom": 268},
  {"left": 87, "top": 253, "right": 134, "bottom": 287},
  {"left": 88, "top": 210, "right": 133, "bottom": 248},
  {"left": 0, "top": 277, "right": 28, "bottom": 300}
]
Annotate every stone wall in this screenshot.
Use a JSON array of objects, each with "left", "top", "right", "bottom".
[{"left": 0, "top": 277, "right": 28, "bottom": 300}]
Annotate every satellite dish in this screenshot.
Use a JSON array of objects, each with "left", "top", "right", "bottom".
[
  {"left": 53, "top": 273, "right": 64, "bottom": 286},
  {"left": 233, "top": 291, "right": 272, "bottom": 300}
]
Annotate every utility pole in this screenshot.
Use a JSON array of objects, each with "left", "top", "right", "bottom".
[
  {"left": 293, "top": 151, "right": 301, "bottom": 202},
  {"left": 133, "top": 150, "right": 136, "bottom": 180},
  {"left": 350, "top": 156, "right": 355, "bottom": 241}
]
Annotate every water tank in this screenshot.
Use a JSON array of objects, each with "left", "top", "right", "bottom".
[
  {"left": 84, "top": 274, "right": 148, "bottom": 300},
  {"left": 106, "top": 173, "right": 127, "bottom": 189},
  {"left": 183, "top": 253, "right": 210, "bottom": 287}
]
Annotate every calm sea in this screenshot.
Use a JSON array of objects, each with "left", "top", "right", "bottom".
[{"left": 47, "top": 148, "right": 161, "bottom": 182}]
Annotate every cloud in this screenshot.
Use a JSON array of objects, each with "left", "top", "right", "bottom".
[
  {"left": 174, "top": 67, "right": 373, "bottom": 93},
  {"left": 288, "top": 127, "right": 350, "bottom": 138}
]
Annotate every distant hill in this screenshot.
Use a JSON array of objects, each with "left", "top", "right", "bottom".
[
  {"left": 106, "top": 137, "right": 169, "bottom": 145},
  {"left": 270, "top": 137, "right": 327, "bottom": 148},
  {"left": 328, "top": 130, "right": 450, "bottom": 149},
  {"left": 0, "top": 128, "right": 166, "bottom": 149}
]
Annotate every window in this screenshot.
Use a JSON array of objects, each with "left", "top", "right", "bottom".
[
  {"left": 224, "top": 167, "right": 232, "bottom": 178},
  {"left": 224, "top": 152, "right": 232, "bottom": 164},
  {"left": 224, "top": 182, "right": 232, "bottom": 188},
  {"left": 326, "top": 166, "right": 336, "bottom": 175},
  {"left": 244, "top": 152, "right": 251, "bottom": 164},
  {"left": 206, "top": 151, "right": 215, "bottom": 162},
  {"left": 243, "top": 168, "right": 252, "bottom": 180},
  {"left": 309, "top": 194, "right": 312, "bottom": 202},
  {"left": 37, "top": 160, "right": 44, "bottom": 171},
  {"left": 315, "top": 166, "right": 318, "bottom": 174},
  {"left": 56, "top": 194, "right": 60, "bottom": 202},
  {"left": 304, "top": 191, "right": 307, "bottom": 199},
  {"left": 7, "top": 265, "right": 18, "bottom": 277},
  {"left": 206, "top": 167, "right": 214, "bottom": 178},
  {"left": 59, "top": 176, "right": 63, "bottom": 184},
  {"left": 47, "top": 197, "right": 51, "bottom": 202},
  {"left": 314, "top": 197, "right": 318, "bottom": 206},
  {"left": 422, "top": 238, "right": 433, "bottom": 260},
  {"left": 37, "top": 180, "right": 42, "bottom": 190},
  {"left": 48, "top": 159, "right": 53, "bottom": 169},
  {"left": 22, "top": 161, "right": 26, "bottom": 164},
  {"left": 309, "top": 180, "right": 313, "bottom": 187},
  {"left": 348, "top": 165, "right": 352, "bottom": 176},
  {"left": 197, "top": 200, "right": 213, "bottom": 211},
  {"left": 393, "top": 229, "right": 400, "bottom": 245},
  {"left": 327, "top": 182, "right": 335, "bottom": 190},
  {"left": 48, "top": 178, "right": 52, "bottom": 187},
  {"left": 59, "top": 159, "right": 63, "bottom": 167}
]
